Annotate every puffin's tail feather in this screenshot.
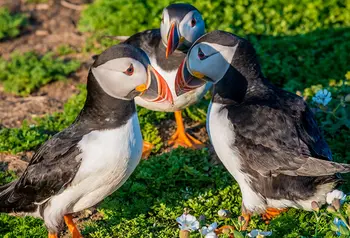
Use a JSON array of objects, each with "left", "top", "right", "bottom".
[
  {"left": 0, "top": 181, "right": 15, "bottom": 193},
  {"left": 294, "top": 157, "right": 350, "bottom": 177},
  {"left": 0, "top": 180, "right": 17, "bottom": 213},
  {"left": 0, "top": 180, "right": 38, "bottom": 213}
]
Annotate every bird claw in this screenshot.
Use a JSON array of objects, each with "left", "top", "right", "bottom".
[
  {"left": 142, "top": 141, "right": 154, "bottom": 159},
  {"left": 261, "top": 208, "right": 288, "bottom": 223},
  {"left": 168, "top": 129, "right": 204, "bottom": 149}
]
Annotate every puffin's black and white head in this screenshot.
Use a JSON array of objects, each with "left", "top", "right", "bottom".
[
  {"left": 160, "top": 3, "right": 205, "bottom": 58},
  {"left": 91, "top": 44, "right": 173, "bottom": 103},
  {"left": 175, "top": 30, "right": 261, "bottom": 96}
]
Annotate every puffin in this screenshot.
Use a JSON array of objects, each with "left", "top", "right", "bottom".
[
  {"left": 0, "top": 44, "right": 173, "bottom": 238},
  {"left": 124, "top": 3, "right": 211, "bottom": 153},
  {"left": 175, "top": 30, "right": 350, "bottom": 227}
]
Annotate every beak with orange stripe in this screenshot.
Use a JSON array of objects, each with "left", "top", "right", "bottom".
[
  {"left": 165, "top": 22, "right": 184, "bottom": 59},
  {"left": 175, "top": 56, "right": 207, "bottom": 96},
  {"left": 136, "top": 64, "right": 173, "bottom": 103}
]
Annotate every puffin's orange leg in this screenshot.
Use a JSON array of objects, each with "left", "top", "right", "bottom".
[
  {"left": 64, "top": 214, "right": 82, "bottom": 238},
  {"left": 141, "top": 141, "right": 154, "bottom": 159},
  {"left": 241, "top": 212, "right": 251, "bottom": 231},
  {"left": 262, "top": 208, "right": 288, "bottom": 223},
  {"left": 48, "top": 233, "right": 58, "bottom": 238},
  {"left": 168, "top": 111, "right": 204, "bottom": 148},
  {"left": 241, "top": 204, "right": 252, "bottom": 231}
]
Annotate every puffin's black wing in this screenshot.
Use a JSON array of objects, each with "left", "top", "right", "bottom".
[
  {"left": 292, "top": 97, "right": 332, "bottom": 160},
  {"left": 0, "top": 126, "right": 83, "bottom": 213},
  {"left": 123, "top": 29, "right": 161, "bottom": 56},
  {"left": 227, "top": 90, "right": 349, "bottom": 177}
]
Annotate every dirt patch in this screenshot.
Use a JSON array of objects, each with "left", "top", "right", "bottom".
[
  {"left": 0, "top": 0, "right": 93, "bottom": 127},
  {"left": 0, "top": 152, "right": 30, "bottom": 175},
  {"left": 0, "top": 91, "right": 63, "bottom": 127},
  {"left": 0, "top": 0, "right": 88, "bottom": 59}
]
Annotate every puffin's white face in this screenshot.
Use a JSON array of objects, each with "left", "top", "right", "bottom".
[
  {"left": 92, "top": 58, "right": 147, "bottom": 100},
  {"left": 174, "top": 42, "right": 238, "bottom": 96},
  {"left": 92, "top": 57, "right": 173, "bottom": 103},
  {"left": 187, "top": 42, "right": 238, "bottom": 83},
  {"left": 178, "top": 10, "right": 205, "bottom": 48},
  {"left": 160, "top": 8, "right": 205, "bottom": 58}
]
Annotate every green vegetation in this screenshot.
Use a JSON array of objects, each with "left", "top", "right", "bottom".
[
  {"left": 26, "top": 0, "right": 49, "bottom": 3},
  {"left": 251, "top": 28, "right": 350, "bottom": 92},
  {"left": 79, "top": 0, "right": 350, "bottom": 37},
  {"left": 0, "top": 0, "right": 349, "bottom": 237},
  {"left": 0, "top": 149, "right": 347, "bottom": 237},
  {"left": 0, "top": 52, "right": 80, "bottom": 96},
  {"left": 78, "top": 0, "right": 350, "bottom": 92},
  {"left": 0, "top": 8, "right": 27, "bottom": 40},
  {"left": 56, "top": 44, "right": 77, "bottom": 56}
]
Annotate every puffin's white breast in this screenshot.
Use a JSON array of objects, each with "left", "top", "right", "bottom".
[
  {"left": 207, "top": 102, "right": 265, "bottom": 212},
  {"left": 135, "top": 55, "right": 211, "bottom": 112},
  {"left": 43, "top": 112, "right": 142, "bottom": 228}
]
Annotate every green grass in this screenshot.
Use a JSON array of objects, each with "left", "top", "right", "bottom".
[
  {"left": 26, "top": 0, "right": 49, "bottom": 3},
  {"left": 78, "top": 0, "right": 350, "bottom": 37},
  {"left": 0, "top": 52, "right": 81, "bottom": 96},
  {"left": 0, "top": 149, "right": 346, "bottom": 237},
  {"left": 78, "top": 0, "right": 350, "bottom": 92},
  {"left": 0, "top": 8, "right": 27, "bottom": 40},
  {"left": 56, "top": 44, "right": 77, "bottom": 56}
]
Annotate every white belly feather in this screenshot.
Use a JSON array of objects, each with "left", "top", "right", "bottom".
[
  {"left": 207, "top": 102, "right": 265, "bottom": 212},
  {"left": 135, "top": 55, "right": 211, "bottom": 112},
  {"left": 43, "top": 113, "right": 142, "bottom": 229}
]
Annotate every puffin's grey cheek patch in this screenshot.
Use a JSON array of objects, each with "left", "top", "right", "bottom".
[
  {"left": 187, "top": 43, "right": 238, "bottom": 83},
  {"left": 179, "top": 10, "right": 205, "bottom": 47},
  {"left": 91, "top": 58, "right": 147, "bottom": 100}
]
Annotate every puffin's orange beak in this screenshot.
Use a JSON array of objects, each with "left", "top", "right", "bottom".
[
  {"left": 165, "top": 22, "right": 180, "bottom": 59},
  {"left": 175, "top": 57, "right": 206, "bottom": 96},
  {"left": 137, "top": 65, "right": 173, "bottom": 104}
]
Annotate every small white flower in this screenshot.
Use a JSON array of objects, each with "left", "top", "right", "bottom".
[
  {"left": 176, "top": 213, "right": 199, "bottom": 231},
  {"left": 200, "top": 222, "right": 218, "bottom": 238},
  {"left": 248, "top": 229, "right": 272, "bottom": 237},
  {"left": 217, "top": 209, "right": 231, "bottom": 218},
  {"left": 333, "top": 217, "right": 348, "bottom": 236},
  {"left": 326, "top": 190, "right": 347, "bottom": 205},
  {"left": 312, "top": 89, "right": 332, "bottom": 106}
]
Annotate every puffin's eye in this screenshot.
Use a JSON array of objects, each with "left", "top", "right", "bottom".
[
  {"left": 161, "top": 15, "right": 164, "bottom": 23},
  {"left": 197, "top": 48, "right": 206, "bottom": 60},
  {"left": 191, "top": 18, "right": 196, "bottom": 27},
  {"left": 124, "top": 64, "right": 134, "bottom": 76}
]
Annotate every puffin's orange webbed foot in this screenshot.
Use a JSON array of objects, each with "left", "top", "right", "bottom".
[
  {"left": 64, "top": 214, "right": 82, "bottom": 238},
  {"left": 215, "top": 225, "right": 235, "bottom": 235},
  {"left": 48, "top": 233, "right": 58, "bottom": 238},
  {"left": 262, "top": 208, "right": 288, "bottom": 223},
  {"left": 168, "top": 111, "right": 204, "bottom": 149},
  {"left": 241, "top": 212, "right": 251, "bottom": 231},
  {"left": 142, "top": 141, "right": 154, "bottom": 159}
]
